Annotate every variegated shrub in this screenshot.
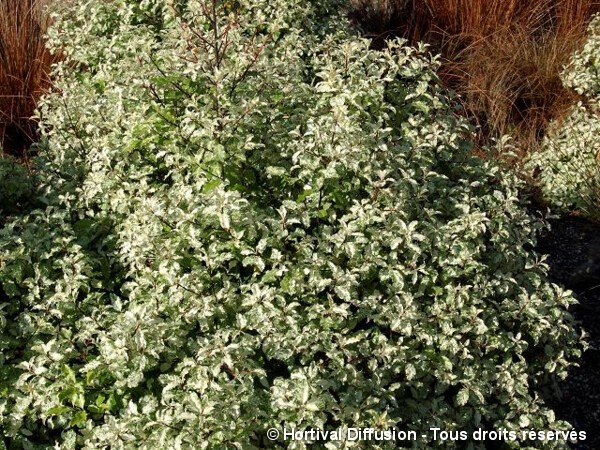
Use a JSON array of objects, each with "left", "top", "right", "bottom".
[
  {"left": 0, "top": 0, "right": 583, "bottom": 449},
  {"left": 527, "top": 15, "right": 600, "bottom": 219}
]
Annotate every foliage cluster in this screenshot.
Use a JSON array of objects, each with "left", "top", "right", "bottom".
[
  {"left": 0, "top": 0, "right": 584, "bottom": 449},
  {"left": 527, "top": 16, "right": 600, "bottom": 220}
]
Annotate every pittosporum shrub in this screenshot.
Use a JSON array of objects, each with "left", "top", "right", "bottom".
[
  {"left": 0, "top": 0, "right": 583, "bottom": 449},
  {"left": 526, "top": 15, "right": 600, "bottom": 219}
]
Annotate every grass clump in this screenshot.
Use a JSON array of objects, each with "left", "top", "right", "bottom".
[{"left": 0, "top": 0, "right": 57, "bottom": 158}]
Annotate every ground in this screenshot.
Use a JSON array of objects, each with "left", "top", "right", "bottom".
[{"left": 536, "top": 214, "right": 600, "bottom": 450}]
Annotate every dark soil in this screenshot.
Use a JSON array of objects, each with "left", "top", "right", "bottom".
[
  {"left": 1, "top": 123, "right": 36, "bottom": 158},
  {"left": 536, "top": 214, "right": 600, "bottom": 450}
]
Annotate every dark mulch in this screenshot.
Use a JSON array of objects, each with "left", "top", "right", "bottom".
[{"left": 536, "top": 214, "right": 600, "bottom": 450}]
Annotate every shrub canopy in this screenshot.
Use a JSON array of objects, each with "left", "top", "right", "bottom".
[
  {"left": 527, "top": 15, "right": 600, "bottom": 219},
  {"left": 0, "top": 0, "right": 582, "bottom": 448}
]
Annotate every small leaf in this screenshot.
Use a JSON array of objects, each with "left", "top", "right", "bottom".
[{"left": 456, "top": 387, "right": 469, "bottom": 406}]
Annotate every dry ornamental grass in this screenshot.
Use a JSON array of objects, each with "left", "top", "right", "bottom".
[{"left": 0, "top": 0, "right": 57, "bottom": 158}]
